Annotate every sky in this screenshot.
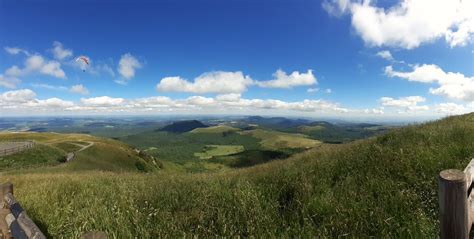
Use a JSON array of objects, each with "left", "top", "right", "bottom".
[{"left": 0, "top": 0, "right": 473, "bottom": 120}]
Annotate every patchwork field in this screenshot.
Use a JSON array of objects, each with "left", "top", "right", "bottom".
[
  {"left": 0, "top": 113, "right": 472, "bottom": 237},
  {"left": 194, "top": 145, "right": 245, "bottom": 159}
]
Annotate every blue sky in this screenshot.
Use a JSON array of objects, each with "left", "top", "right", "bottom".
[{"left": 0, "top": 0, "right": 472, "bottom": 119}]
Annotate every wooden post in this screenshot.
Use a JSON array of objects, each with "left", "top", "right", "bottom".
[
  {"left": 0, "top": 183, "right": 13, "bottom": 238},
  {"left": 0, "top": 183, "right": 13, "bottom": 200},
  {"left": 439, "top": 169, "right": 470, "bottom": 239}
]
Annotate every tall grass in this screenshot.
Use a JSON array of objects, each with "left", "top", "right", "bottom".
[{"left": 0, "top": 113, "right": 472, "bottom": 237}]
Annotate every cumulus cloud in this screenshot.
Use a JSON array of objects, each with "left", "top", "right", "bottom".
[
  {"left": 51, "top": 41, "right": 73, "bottom": 60},
  {"left": 256, "top": 69, "right": 317, "bottom": 88},
  {"left": 307, "top": 88, "right": 319, "bottom": 93},
  {"left": 70, "top": 84, "right": 89, "bottom": 95},
  {"left": 117, "top": 53, "right": 141, "bottom": 83},
  {"left": 157, "top": 69, "right": 316, "bottom": 94},
  {"left": 434, "top": 102, "right": 470, "bottom": 115},
  {"left": 216, "top": 93, "right": 241, "bottom": 102},
  {"left": 385, "top": 64, "right": 474, "bottom": 102},
  {"left": 380, "top": 96, "right": 429, "bottom": 113},
  {"left": 1, "top": 89, "right": 469, "bottom": 117},
  {"left": 0, "top": 75, "right": 20, "bottom": 89},
  {"left": 5, "top": 54, "right": 66, "bottom": 79},
  {"left": 81, "top": 96, "right": 124, "bottom": 106},
  {"left": 376, "top": 50, "right": 394, "bottom": 61},
  {"left": 157, "top": 71, "right": 253, "bottom": 94},
  {"left": 323, "top": 0, "right": 474, "bottom": 49},
  {"left": 25, "top": 98, "right": 74, "bottom": 108},
  {"left": 0, "top": 89, "right": 36, "bottom": 103}
]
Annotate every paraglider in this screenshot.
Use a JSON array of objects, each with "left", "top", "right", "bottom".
[{"left": 75, "top": 56, "right": 89, "bottom": 72}]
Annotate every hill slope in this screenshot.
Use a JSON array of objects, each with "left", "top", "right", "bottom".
[
  {"left": 0, "top": 113, "right": 473, "bottom": 237},
  {"left": 158, "top": 120, "right": 208, "bottom": 133},
  {"left": 0, "top": 132, "right": 159, "bottom": 172}
]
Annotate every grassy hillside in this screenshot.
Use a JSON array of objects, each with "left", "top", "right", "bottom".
[
  {"left": 240, "top": 129, "right": 321, "bottom": 149},
  {"left": 0, "top": 132, "right": 159, "bottom": 173},
  {"left": 122, "top": 131, "right": 260, "bottom": 163},
  {"left": 0, "top": 113, "right": 472, "bottom": 237},
  {"left": 190, "top": 125, "right": 241, "bottom": 134},
  {"left": 158, "top": 120, "right": 208, "bottom": 133}
]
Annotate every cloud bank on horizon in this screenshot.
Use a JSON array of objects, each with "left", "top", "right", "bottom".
[{"left": 0, "top": 0, "right": 472, "bottom": 119}]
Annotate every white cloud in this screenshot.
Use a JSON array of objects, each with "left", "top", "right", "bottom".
[
  {"left": 325, "top": 89, "right": 332, "bottom": 93},
  {"left": 70, "top": 84, "right": 89, "bottom": 95},
  {"left": 434, "top": 102, "right": 472, "bottom": 115},
  {"left": 386, "top": 64, "right": 474, "bottom": 102},
  {"left": 185, "top": 96, "right": 215, "bottom": 106},
  {"left": 363, "top": 107, "right": 385, "bottom": 115},
  {"left": 1, "top": 89, "right": 468, "bottom": 118},
  {"left": 4, "top": 47, "right": 29, "bottom": 55},
  {"left": 157, "top": 69, "right": 316, "bottom": 94},
  {"left": 307, "top": 88, "right": 319, "bottom": 93},
  {"left": 380, "top": 96, "right": 429, "bottom": 113},
  {"left": 81, "top": 96, "right": 124, "bottom": 106},
  {"left": 51, "top": 41, "right": 73, "bottom": 60},
  {"left": 256, "top": 69, "right": 317, "bottom": 88},
  {"left": 216, "top": 93, "right": 241, "bottom": 102},
  {"left": 117, "top": 53, "right": 141, "bottom": 82},
  {"left": 0, "top": 75, "right": 20, "bottom": 89},
  {"left": 157, "top": 71, "right": 253, "bottom": 94},
  {"left": 26, "top": 98, "right": 74, "bottom": 108},
  {"left": 376, "top": 50, "right": 394, "bottom": 61},
  {"left": 5, "top": 54, "right": 66, "bottom": 79},
  {"left": 380, "top": 96, "right": 425, "bottom": 107},
  {"left": 0, "top": 89, "right": 36, "bottom": 103},
  {"left": 323, "top": 0, "right": 474, "bottom": 49}
]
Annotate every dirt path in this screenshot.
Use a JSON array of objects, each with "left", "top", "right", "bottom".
[
  {"left": 66, "top": 141, "right": 94, "bottom": 162},
  {"left": 72, "top": 142, "right": 94, "bottom": 152}
]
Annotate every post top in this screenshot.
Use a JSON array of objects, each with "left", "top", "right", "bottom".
[{"left": 440, "top": 169, "right": 466, "bottom": 182}]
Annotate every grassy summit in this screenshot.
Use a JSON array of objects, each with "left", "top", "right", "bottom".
[{"left": 0, "top": 113, "right": 472, "bottom": 237}]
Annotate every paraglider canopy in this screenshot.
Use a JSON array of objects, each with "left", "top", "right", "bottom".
[{"left": 75, "top": 56, "right": 90, "bottom": 72}]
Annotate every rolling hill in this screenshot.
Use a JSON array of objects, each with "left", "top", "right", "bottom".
[
  {"left": 0, "top": 132, "right": 160, "bottom": 173},
  {"left": 158, "top": 120, "right": 208, "bottom": 133},
  {"left": 0, "top": 113, "right": 472, "bottom": 237}
]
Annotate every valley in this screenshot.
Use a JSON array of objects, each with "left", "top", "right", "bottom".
[{"left": 0, "top": 114, "right": 472, "bottom": 237}]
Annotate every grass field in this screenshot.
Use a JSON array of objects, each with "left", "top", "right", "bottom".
[
  {"left": 121, "top": 131, "right": 260, "bottom": 163},
  {"left": 240, "top": 129, "right": 321, "bottom": 149},
  {"left": 0, "top": 144, "right": 65, "bottom": 170},
  {"left": 194, "top": 145, "right": 245, "bottom": 159},
  {"left": 0, "top": 113, "right": 472, "bottom": 237},
  {"left": 297, "top": 125, "right": 325, "bottom": 133},
  {"left": 190, "top": 125, "right": 241, "bottom": 134}
]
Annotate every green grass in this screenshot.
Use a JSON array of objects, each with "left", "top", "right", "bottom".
[
  {"left": 52, "top": 142, "right": 83, "bottom": 152},
  {"left": 0, "top": 144, "right": 65, "bottom": 170},
  {"left": 121, "top": 131, "right": 260, "bottom": 163},
  {"left": 190, "top": 125, "right": 241, "bottom": 134},
  {"left": 240, "top": 129, "right": 321, "bottom": 149},
  {"left": 297, "top": 125, "right": 325, "bottom": 133},
  {"left": 194, "top": 145, "right": 245, "bottom": 159},
  {"left": 0, "top": 113, "right": 472, "bottom": 237},
  {"left": 0, "top": 132, "right": 159, "bottom": 173}
]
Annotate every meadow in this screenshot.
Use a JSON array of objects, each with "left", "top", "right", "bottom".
[{"left": 0, "top": 113, "right": 472, "bottom": 237}]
